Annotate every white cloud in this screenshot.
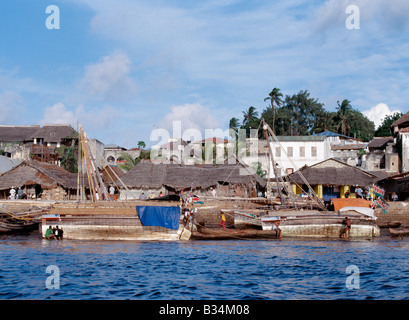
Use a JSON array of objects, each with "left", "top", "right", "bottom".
[
  {"left": 362, "top": 103, "right": 401, "bottom": 129},
  {"left": 158, "top": 103, "right": 221, "bottom": 138},
  {"left": 0, "top": 91, "right": 25, "bottom": 124},
  {"left": 40, "top": 102, "right": 116, "bottom": 132},
  {"left": 79, "top": 51, "right": 136, "bottom": 102},
  {"left": 40, "top": 102, "right": 77, "bottom": 125}
]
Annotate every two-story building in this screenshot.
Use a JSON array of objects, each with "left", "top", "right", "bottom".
[{"left": 268, "top": 135, "right": 331, "bottom": 178}]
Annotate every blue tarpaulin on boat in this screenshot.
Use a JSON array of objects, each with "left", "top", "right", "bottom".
[{"left": 136, "top": 206, "right": 180, "bottom": 230}]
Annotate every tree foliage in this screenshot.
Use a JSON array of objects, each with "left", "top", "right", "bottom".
[
  {"left": 261, "top": 90, "right": 326, "bottom": 136},
  {"left": 375, "top": 112, "right": 403, "bottom": 137},
  {"left": 232, "top": 88, "right": 376, "bottom": 142}
]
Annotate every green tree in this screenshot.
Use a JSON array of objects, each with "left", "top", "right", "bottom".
[
  {"left": 137, "top": 141, "right": 146, "bottom": 149},
  {"left": 117, "top": 152, "right": 138, "bottom": 172},
  {"left": 314, "top": 111, "right": 337, "bottom": 133},
  {"left": 348, "top": 109, "right": 375, "bottom": 142},
  {"left": 264, "top": 88, "right": 284, "bottom": 134},
  {"left": 335, "top": 99, "right": 353, "bottom": 136},
  {"left": 242, "top": 106, "right": 260, "bottom": 138},
  {"left": 262, "top": 90, "right": 325, "bottom": 136},
  {"left": 242, "top": 106, "right": 259, "bottom": 126},
  {"left": 229, "top": 117, "right": 240, "bottom": 133},
  {"left": 375, "top": 112, "right": 403, "bottom": 137}
]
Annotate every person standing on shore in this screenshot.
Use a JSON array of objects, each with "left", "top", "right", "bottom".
[
  {"left": 272, "top": 220, "right": 282, "bottom": 239},
  {"left": 220, "top": 212, "right": 226, "bottom": 229},
  {"left": 340, "top": 217, "right": 352, "bottom": 239},
  {"left": 109, "top": 185, "right": 115, "bottom": 201},
  {"left": 9, "top": 187, "right": 16, "bottom": 199},
  {"left": 211, "top": 188, "right": 216, "bottom": 197}
]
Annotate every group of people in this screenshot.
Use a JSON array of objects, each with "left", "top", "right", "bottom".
[
  {"left": 44, "top": 225, "right": 64, "bottom": 240},
  {"left": 139, "top": 191, "right": 164, "bottom": 200},
  {"left": 8, "top": 187, "right": 28, "bottom": 200},
  {"left": 344, "top": 186, "right": 371, "bottom": 199}
]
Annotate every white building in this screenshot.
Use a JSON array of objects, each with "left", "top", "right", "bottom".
[{"left": 268, "top": 135, "right": 331, "bottom": 178}]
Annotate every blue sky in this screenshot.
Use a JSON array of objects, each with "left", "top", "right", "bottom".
[{"left": 0, "top": 0, "right": 408, "bottom": 148}]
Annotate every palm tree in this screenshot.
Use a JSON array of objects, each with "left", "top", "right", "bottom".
[
  {"left": 315, "top": 111, "right": 336, "bottom": 133},
  {"left": 117, "top": 152, "right": 138, "bottom": 172},
  {"left": 137, "top": 141, "right": 146, "bottom": 149},
  {"left": 264, "top": 87, "right": 283, "bottom": 133},
  {"left": 336, "top": 99, "right": 352, "bottom": 136},
  {"left": 242, "top": 106, "right": 259, "bottom": 126},
  {"left": 229, "top": 117, "right": 240, "bottom": 132}
]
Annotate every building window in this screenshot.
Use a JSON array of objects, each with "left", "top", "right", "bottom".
[
  {"left": 287, "top": 147, "right": 293, "bottom": 157},
  {"left": 275, "top": 147, "right": 281, "bottom": 157},
  {"left": 311, "top": 146, "right": 317, "bottom": 157},
  {"left": 299, "top": 146, "right": 305, "bottom": 157}
]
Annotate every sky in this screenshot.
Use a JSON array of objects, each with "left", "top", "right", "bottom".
[{"left": 0, "top": 0, "right": 408, "bottom": 148}]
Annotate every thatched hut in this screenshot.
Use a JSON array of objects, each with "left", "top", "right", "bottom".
[
  {"left": 0, "top": 160, "right": 80, "bottom": 200},
  {"left": 118, "top": 160, "right": 266, "bottom": 199},
  {"left": 287, "top": 158, "right": 379, "bottom": 200}
]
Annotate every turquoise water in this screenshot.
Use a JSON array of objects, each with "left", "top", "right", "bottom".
[{"left": 0, "top": 230, "right": 408, "bottom": 300}]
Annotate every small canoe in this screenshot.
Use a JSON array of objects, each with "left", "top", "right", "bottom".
[
  {"left": 389, "top": 227, "right": 409, "bottom": 237},
  {"left": 191, "top": 227, "right": 280, "bottom": 240}
]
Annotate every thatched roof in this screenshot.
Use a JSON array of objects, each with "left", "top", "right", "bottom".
[
  {"left": 0, "top": 125, "right": 40, "bottom": 143},
  {"left": 118, "top": 160, "right": 266, "bottom": 190},
  {"left": 368, "top": 137, "right": 393, "bottom": 149},
  {"left": 101, "top": 165, "right": 124, "bottom": 184},
  {"left": 30, "top": 124, "right": 76, "bottom": 144},
  {"left": 287, "top": 158, "right": 378, "bottom": 187},
  {"left": 0, "top": 160, "right": 79, "bottom": 190}
]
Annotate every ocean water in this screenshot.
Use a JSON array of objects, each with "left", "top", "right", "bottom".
[{"left": 1, "top": 230, "right": 408, "bottom": 300}]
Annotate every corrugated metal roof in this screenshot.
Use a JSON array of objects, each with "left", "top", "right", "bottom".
[
  {"left": 314, "top": 131, "right": 352, "bottom": 139},
  {"left": 276, "top": 136, "right": 326, "bottom": 142}
]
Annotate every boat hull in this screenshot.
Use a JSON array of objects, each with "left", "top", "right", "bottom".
[
  {"left": 0, "top": 220, "right": 39, "bottom": 234},
  {"left": 263, "top": 223, "right": 380, "bottom": 238},
  {"left": 192, "top": 228, "right": 279, "bottom": 240},
  {"left": 41, "top": 203, "right": 191, "bottom": 241},
  {"left": 233, "top": 210, "right": 262, "bottom": 229},
  {"left": 261, "top": 214, "right": 380, "bottom": 238},
  {"left": 41, "top": 217, "right": 188, "bottom": 241},
  {"left": 389, "top": 227, "right": 409, "bottom": 237}
]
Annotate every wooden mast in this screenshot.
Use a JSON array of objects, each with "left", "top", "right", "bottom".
[{"left": 262, "top": 119, "right": 286, "bottom": 207}]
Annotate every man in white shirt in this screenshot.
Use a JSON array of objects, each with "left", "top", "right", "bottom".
[
  {"left": 109, "top": 185, "right": 115, "bottom": 201},
  {"left": 9, "top": 187, "right": 16, "bottom": 199}
]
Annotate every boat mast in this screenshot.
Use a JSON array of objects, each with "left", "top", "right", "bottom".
[
  {"left": 262, "top": 119, "right": 286, "bottom": 207},
  {"left": 78, "top": 125, "right": 109, "bottom": 202},
  {"left": 262, "top": 119, "right": 327, "bottom": 211}
]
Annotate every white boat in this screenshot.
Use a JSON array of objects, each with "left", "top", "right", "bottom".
[{"left": 260, "top": 209, "right": 380, "bottom": 238}]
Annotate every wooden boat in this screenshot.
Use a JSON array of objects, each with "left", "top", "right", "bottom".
[
  {"left": 191, "top": 227, "right": 280, "bottom": 240},
  {"left": 233, "top": 210, "right": 262, "bottom": 229},
  {"left": 0, "top": 219, "right": 39, "bottom": 234},
  {"left": 260, "top": 210, "right": 380, "bottom": 238},
  {"left": 389, "top": 227, "right": 409, "bottom": 237},
  {"left": 42, "top": 200, "right": 194, "bottom": 241}
]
